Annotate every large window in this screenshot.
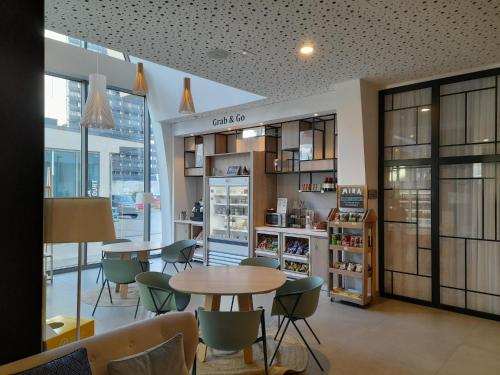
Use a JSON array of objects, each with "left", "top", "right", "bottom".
[{"left": 44, "top": 73, "right": 155, "bottom": 270}]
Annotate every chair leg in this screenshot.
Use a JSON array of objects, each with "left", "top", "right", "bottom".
[
  {"left": 187, "top": 261, "right": 193, "bottom": 268},
  {"left": 303, "top": 319, "right": 321, "bottom": 344},
  {"left": 173, "top": 263, "right": 180, "bottom": 273},
  {"left": 261, "top": 312, "right": 268, "bottom": 375},
  {"left": 161, "top": 261, "right": 167, "bottom": 273},
  {"left": 290, "top": 320, "right": 324, "bottom": 372},
  {"left": 192, "top": 349, "right": 197, "bottom": 375},
  {"left": 134, "top": 296, "right": 141, "bottom": 319},
  {"left": 274, "top": 315, "right": 285, "bottom": 340},
  {"left": 230, "top": 296, "right": 235, "bottom": 311},
  {"left": 269, "top": 317, "right": 291, "bottom": 367},
  {"left": 95, "top": 264, "right": 102, "bottom": 284},
  {"left": 92, "top": 280, "right": 106, "bottom": 316},
  {"left": 184, "top": 262, "right": 188, "bottom": 270},
  {"left": 106, "top": 280, "right": 113, "bottom": 304}
]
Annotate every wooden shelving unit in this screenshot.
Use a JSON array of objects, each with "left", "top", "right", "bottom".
[{"left": 328, "top": 185, "right": 377, "bottom": 306}]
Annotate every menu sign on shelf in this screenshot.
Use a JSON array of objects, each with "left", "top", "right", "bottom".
[{"left": 338, "top": 185, "right": 366, "bottom": 209}]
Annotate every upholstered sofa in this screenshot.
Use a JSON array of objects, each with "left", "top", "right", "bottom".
[{"left": 0, "top": 312, "right": 198, "bottom": 375}]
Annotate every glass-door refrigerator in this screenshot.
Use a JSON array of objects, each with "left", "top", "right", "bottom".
[{"left": 207, "top": 176, "right": 250, "bottom": 265}]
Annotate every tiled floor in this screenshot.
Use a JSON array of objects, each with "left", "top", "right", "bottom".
[{"left": 46, "top": 260, "right": 500, "bottom": 375}]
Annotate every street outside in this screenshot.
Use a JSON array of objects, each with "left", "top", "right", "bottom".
[{"left": 48, "top": 209, "right": 162, "bottom": 269}]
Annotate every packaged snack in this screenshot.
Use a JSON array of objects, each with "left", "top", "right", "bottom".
[
  {"left": 341, "top": 235, "right": 351, "bottom": 246},
  {"left": 347, "top": 262, "right": 356, "bottom": 272},
  {"left": 340, "top": 212, "right": 350, "bottom": 222},
  {"left": 339, "top": 262, "right": 347, "bottom": 270},
  {"left": 355, "top": 264, "right": 363, "bottom": 272}
]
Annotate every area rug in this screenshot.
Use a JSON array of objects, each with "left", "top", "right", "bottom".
[
  {"left": 197, "top": 332, "right": 308, "bottom": 375},
  {"left": 81, "top": 283, "right": 140, "bottom": 307}
]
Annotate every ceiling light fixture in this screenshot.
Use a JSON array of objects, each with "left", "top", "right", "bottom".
[
  {"left": 314, "top": 113, "right": 319, "bottom": 116},
  {"left": 81, "top": 55, "right": 115, "bottom": 129},
  {"left": 132, "top": 62, "right": 147, "bottom": 96},
  {"left": 300, "top": 44, "right": 314, "bottom": 55},
  {"left": 420, "top": 108, "right": 430, "bottom": 112},
  {"left": 179, "top": 77, "right": 196, "bottom": 114}
]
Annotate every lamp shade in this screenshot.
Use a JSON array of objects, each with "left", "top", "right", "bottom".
[
  {"left": 132, "top": 62, "right": 148, "bottom": 96},
  {"left": 136, "top": 192, "right": 154, "bottom": 205},
  {"left": 80, "top": 73, "right": 115, "bottom": 129},
  {"left": 178, "top": 77, "right": 196, "bottom": 114},
  {"left": 44, "top": 197, "right": 116, "bottom": 243}
]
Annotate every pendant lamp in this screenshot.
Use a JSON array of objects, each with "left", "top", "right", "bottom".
[
  {"left": 179, "top": 77, "right": 196, "bottom": 114},
  {"left": 81, "top": 64, "right": 115, "bottom": 128},
  {"left": 132, "top": 62, "right": 148, "bottom": 96}
]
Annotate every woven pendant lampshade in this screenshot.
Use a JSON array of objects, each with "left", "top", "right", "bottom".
[
  {"left": 179, "top": 77, "right": 196, "bottom": 114},
  {"left": 132, "top": 62, "right": 148, "bottom": 96},
  {"left": 80, "top": 73, "right": 115, "bottom": 129}
]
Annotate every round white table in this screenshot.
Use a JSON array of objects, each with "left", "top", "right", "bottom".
[
  {"left": 101, "top": 240, "right": 167, "bottom": 298},
  {"left": 170, "top": 265, "right": 286, "bottom": 364}
]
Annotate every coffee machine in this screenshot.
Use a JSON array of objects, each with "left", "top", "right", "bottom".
[{"left": 190, "top": 199, "right": 203, "bottom": 222}]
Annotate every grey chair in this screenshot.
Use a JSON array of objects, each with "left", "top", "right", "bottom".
[
  {"left": 95, "top": 238, "right": 133, "bottom": 284},
  {"left": 135, "top": 271, "right": 191, "bottom": 315},
  {"left": 196, "top": 307, "right": 268, "bottom": 375},
  {"left": 92, "top": 258, "right": 144, "bottom": 319},
  {"left": 230, "top": 257, "right": 280, "bottom": 311},
  {"left": 160, "top": 239, "right": 197, "bottom": 273},
  {"left": 269, "top": 276, "right": 324, "bottom": 371}
]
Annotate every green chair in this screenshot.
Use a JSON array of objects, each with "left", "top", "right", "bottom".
[
  {"left": 160, "top": 239, "right": 197, "bottom": 273},
  {"left": 196, "top": 307, "right": 268, "bottom": 375},
  {"left": 135, "top": 271, "right": 191, "bottom": 315},
  {"left": 95, "top": 238, "right": 133, "bottom": 284},
  {"left": 92, "top": 258, "right": 144, "bottom": 319},
  {"left": 269, "top": 276, "right": 324, "bottom": 371},
  {"left": 230, "top": 257, "right": 280, "bottom": 311}
]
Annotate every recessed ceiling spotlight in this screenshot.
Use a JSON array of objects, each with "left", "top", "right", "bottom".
[
  {"left": 190, "top": 133, "right": 194, "bottom": 136},
  {"left": 259, "top": 122, "right": 264, "bottom": 125},
  {"left": 228, "top": 127, "right": 232, "bottom": 131},
  {"left": 314, "top": 113, "right": 319, "bottom": 116},
  {"left": 420, "top": 108, "right": 430, "bottom": 112},
  {"left": 300, "top": 44, "right": 314, "bottom": 56},
  {"left": 238, "top": 49, "right": 255, "bottom": 56}
]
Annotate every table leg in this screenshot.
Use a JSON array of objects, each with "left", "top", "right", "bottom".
[
  {"left": 198, "top": 294, "right": 221, "bottom": 362},
  {"left": 237, "top": 294, "right": 254, "bottom": 364},
  {"left": 119, "top": 253, "right": 131, "bottom": 298}
]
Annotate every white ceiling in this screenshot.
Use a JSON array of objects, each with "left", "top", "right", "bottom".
[{"left": 45, "top": 0, "right": 500, "bottom": 105}]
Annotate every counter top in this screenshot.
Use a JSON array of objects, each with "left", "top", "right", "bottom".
[
  {"left": 174, "top": 219, "right": 204, "bottom": 225},
  {"left": 255, "top": 226, "right": 328, "bottom": 238}
]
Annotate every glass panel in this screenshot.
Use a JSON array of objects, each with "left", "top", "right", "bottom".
[
  {"left": 384, "top": 166, "right": 431, "bottom": 190},
  {"left": 87, "top": 90, "right": 145, "bottom": 264},
  {"left": 440, "top": 237, "right": 465, "bottom": 289},
  {"left": 440, "top": 94, "right": 465, "bottom": 146},
  {"left": 87, "top": 42, "right": 125, "bottom": 60},
  {"left": 467, "top": 240, "right": 500, "bottom": 295},
  {"left": 417, "top": 106, "right": 431, "bottom": 144},
  {"left": 384, "top": 271, "right": 393, "bottom": 294},
  {"left": 384, "top": 94, "right": 393, "bottom": 111},
  {"left": 393, "top": 87, "right": 431, "bottom": 109},
  {"left": 466, "top": 88, "right": 495, "bottom": 144},
  {"left": 384, "top": 189, "right": 417, "bottom": 223},
  {"left": 229, "top": 186, "right": 249, "bottom": 241},
  {"left": 384, "top": 223, "right": 417, "bottom": 274},
  {"left": 44, "top": 75, "right": 82, "bottom": 269},
  {"left": 209, "top": 185, "right": 228, "bottom": 239},
  {"left": 440, "top": 180, "right": 482, "bottom": 238},
  {"left": 392, "top": 273, "right": 432, "bottom": 301},
  {"left": 45, "top": 29, "right": 84, "bottom": 47},
  {"left": 440, "top": 287, "right": 465, "bottom": 308},
  {"left": 440, "top": 76, "right": 496, "bottom": 95},
  {"left": 418, "top": 248, "right": 432, "bottom": 276},
  {"left": 384, "top": 108, "right": 417, "bottom": 146},
  {"left": 440, "top": 144, "right": 495, "bottom": 157},
  {"left": 467, "top": 292, "right": 500, "bottom": 315},
  {"left": 418, "top": 190, "right": 432, "bottom": 248},
  {"left": 392, "top": 145, "right": 430, "bottom": 159}
]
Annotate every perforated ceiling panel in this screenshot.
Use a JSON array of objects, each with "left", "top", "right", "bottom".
[{"left": 46, "top": 0, "right": 500, "bottom": 103}]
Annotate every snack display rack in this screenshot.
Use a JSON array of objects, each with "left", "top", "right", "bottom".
[
  {"left": 255, "top": 229, "right": 280, "bottom": 259},
  {"left": 282, "top": 233, "right": 310, "bottom": 279},
  {"left": 328, "top": 185, "right": 377, "bottom": 306}
]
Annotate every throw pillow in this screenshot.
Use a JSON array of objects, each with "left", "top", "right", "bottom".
[
  {"left": 15, "top": 348, "right": 92, "bottom": 375},
  {"left": 107, "top": 333, "right": 188, "bottom": 375}
]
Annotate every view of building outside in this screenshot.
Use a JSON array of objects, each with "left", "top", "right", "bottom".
[{"left": 45, "top": 67, "right": 161, "bottom": 269}]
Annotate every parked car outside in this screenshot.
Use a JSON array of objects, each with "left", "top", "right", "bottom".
[{"left": 111, "top": 194, "right": 139, "bottom": 218}]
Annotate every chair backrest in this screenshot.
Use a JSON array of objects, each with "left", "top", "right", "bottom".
[
  {"left": 273, "top": 276, "right": 323, "bottom": 319},
  {"left": 162, "top": 239, "right": 197, "bottom": 262},
  {"left": 197, "top": 308, "right": 262, "bottom": 351},
  {"left": 135, "top": 272, "right": 190, "bottom": 314},
  {"left": 102, "top": 259, "right": 143, "bottom": 284},
  {"left": 240, "top": 257, "right": 280, "bottom": 269}
]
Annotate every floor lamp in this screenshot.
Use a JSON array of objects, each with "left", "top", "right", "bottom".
[{"left": 43, "top": 197, "right": 116, "bottom": 340}]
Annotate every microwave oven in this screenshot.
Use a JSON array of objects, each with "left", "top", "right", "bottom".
[{"left": 265, "top": 212, "right": 287, "bottom": 227}]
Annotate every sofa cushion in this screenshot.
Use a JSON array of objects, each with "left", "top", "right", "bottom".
[
  {"left": 15, "top": 348, "right": 92, "bottom": 375},
  {"left": 107, "top": 333, "right": 188, "bottom": 375}
]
